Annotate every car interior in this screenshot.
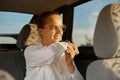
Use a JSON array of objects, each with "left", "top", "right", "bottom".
[{"left": 0, "top": 0, "right": 120, "bottom": 80}]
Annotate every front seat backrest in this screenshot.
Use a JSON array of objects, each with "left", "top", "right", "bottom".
[
  {"left": 17, "top": 23, "right": 41, "bottom": 50},
  {"left": 86, "top": 3, "right": 120, "bottom": 80}
]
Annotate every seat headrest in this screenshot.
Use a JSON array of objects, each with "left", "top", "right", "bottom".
[
  {"left": 94, "top": 4, "right": 120, "bottom": 58},
  {"left": 17, "top": 23, "right": 41, "bottom": 50}
]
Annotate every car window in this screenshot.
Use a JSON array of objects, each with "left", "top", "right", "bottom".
[
  {"left": 0, "top": 11, "right": 33, "bottom": 44},
  {"left": 73, "top": 0, "right": 120, "bottom": 46},
  {"left": 0, "top": 37, "right": 16, "bottom": 44}
]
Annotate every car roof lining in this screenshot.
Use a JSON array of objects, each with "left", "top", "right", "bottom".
[{"left": 0, "top": 0, "right": 90, "bottom": 15}]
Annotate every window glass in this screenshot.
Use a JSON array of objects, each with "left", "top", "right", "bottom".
[
  {"left": 0, "top": 11, "right": 33, "bottom": 34},
  {"left": 0, "top": 11, "right": 33, "bottom": 44},
  {"left": 73, "top": 0, "right": 120, "bottom": 46},
  {"left": 0, "top": 37, "right": 16, "bottom": 44}
]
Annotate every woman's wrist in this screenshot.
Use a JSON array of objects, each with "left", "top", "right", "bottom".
[{"left": 68, "top": 62, "right": 75, "bottom": 73}]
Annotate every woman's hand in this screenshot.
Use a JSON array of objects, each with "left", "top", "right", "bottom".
[{"left": 65, "top": 41, "right": 79, "bottom": 73}]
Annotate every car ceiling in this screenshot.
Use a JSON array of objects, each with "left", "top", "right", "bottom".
[{"left": 0, "top": 0, "right": 90, "bottom": 15}]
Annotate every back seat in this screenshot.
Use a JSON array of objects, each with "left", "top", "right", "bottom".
[
  {"left": 0, "top": 23, "right": 40, "bottom": 80},
  {"left": 0, "top": 50, "right": 25, "bottom": 80}
]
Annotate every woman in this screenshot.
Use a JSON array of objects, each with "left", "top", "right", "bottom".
[{"left": 24, "top": 11, "right": 84, "bottom": 80}]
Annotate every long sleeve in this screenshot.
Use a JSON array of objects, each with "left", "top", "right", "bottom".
[
  {"left": 71, "top": 71, "right": 84, "bottom": 80},
  {"left": 24, "top": 42, "right": 84, "bottom": 80},
  {"left": 24, "top": 42, "right": 67, "bottom": 67},
  {"left": 71, "top": 62, "right": 84, "bottom": 80}
]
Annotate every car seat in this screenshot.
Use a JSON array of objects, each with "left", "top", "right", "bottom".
[
  {"left": 0, "top": 23, "right": 40, "bottom": 80},
  {"left": 86, "top": 3, "right": 120, "bottom": 80},
  {"left": 17, "top": 23, "right": 41, "bottom": 50}
]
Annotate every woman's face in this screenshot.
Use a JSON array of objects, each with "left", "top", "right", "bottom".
[{"left": 38, "top": 14, "right": 64, "bottom": 45}]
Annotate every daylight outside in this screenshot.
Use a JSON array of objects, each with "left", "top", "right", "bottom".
[
  {"left": 0, "top": 0, "right": 120, "bottom": 46},
  {"left": 73, "top": 0, "right": 120, "bottom": 46}
]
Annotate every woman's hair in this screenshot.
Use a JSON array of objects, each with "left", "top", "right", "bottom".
[{"left": 37, "top": 11, "right": 60, "bottom": 28}]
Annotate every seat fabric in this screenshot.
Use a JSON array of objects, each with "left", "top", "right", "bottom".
[
  {"left": 86, "top": 4, "right": 120, "bottom": 80},
  {"left": 0, "top": 51, "right": 25, "bottom": 80}
]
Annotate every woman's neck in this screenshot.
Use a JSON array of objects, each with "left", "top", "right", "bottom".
[{"left": 41, "top": 40, "right": 51, "bottom": 46}]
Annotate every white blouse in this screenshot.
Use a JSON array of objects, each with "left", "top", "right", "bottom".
[{"left": 24, "top": 42, "right": 84, "bottom": 80}]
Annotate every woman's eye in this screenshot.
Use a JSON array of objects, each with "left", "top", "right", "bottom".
[
  {"left": 49, "top": 25, "right": 66, "bottom": 32},
  {"left": 49, "top": 26, "right": 56, "bottom": 30}
]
